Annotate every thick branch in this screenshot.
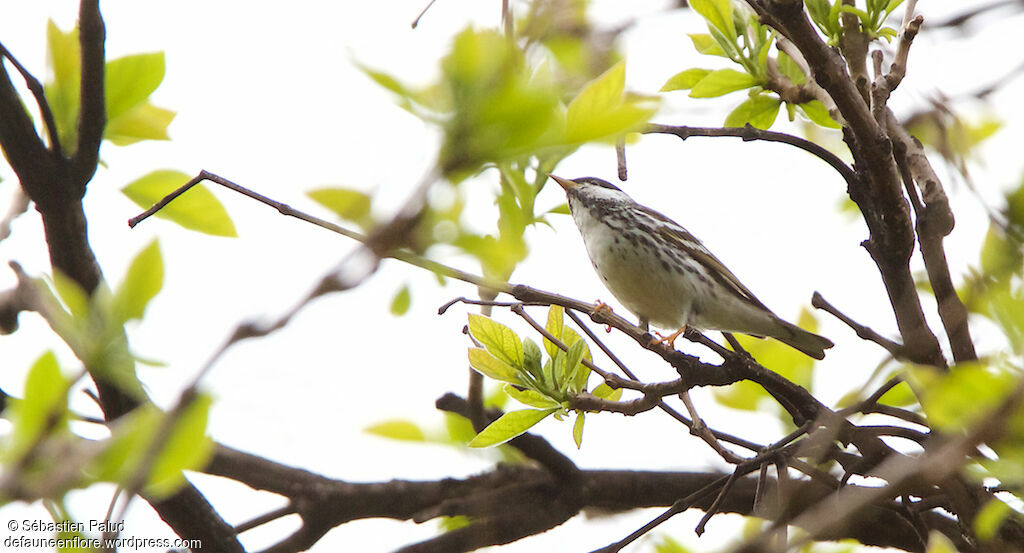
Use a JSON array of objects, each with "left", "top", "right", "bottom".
[{"left": 745, "top": 0, "right": 945, "bottom": 367}]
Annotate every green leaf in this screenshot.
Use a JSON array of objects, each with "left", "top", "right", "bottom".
[
  {"left": 798, "top": 100, "right": 841, "bottom": 129},
  {"left": 913, "top": 363, "right": 1016, "bottom": 432},
  {"left": 365, "top": 420, "right": 427, "bottom": 442},
  {"left": 562, "top": 339, "right": 587, "bottom": 390},
  {"left": 724, "top": 94, "right": 781, "bottom": 129},
  {"left": 592, "top": 382, "right": 623, "bottom": 402},
  {"left": 468, "top": 408, "right": 557, "bottom": 447},
  {"left": 468, "top": 348, "right": 521, "bottom": 383},
  {"left": 690, "top": 0, "right": 736, "bottom": 42},
  {"left": 504, "top": 384, "right": 560, "bottom": 409},
  {"left": 981, "top": 226, "right": 1023, "bottom": 277},
  {"left": 4, "top": 352, "right": 69, "bottom": 461},
  {"left": 661, "top": 69, "right": 713, "bottom": 92},
  {"left": 547, "top": 203, "right": 571, "bottom": 216},
  {"left": 146, "top": 393, "right": 214, "bottom": 497},
  {"left": 925, "top": 532, "right": 958, "bottom": 553},
  {"left": 105, "top": 52, "right": 165, "bottom": 122},
  {"left": 307, "top": 187, "right": 373, "bottom": 225},
  {"left": 51, "top": 269, "right": 90, "bottom": 320},
  {"left": 45, "top": 20, "right": 82, "bottom": 153},
  {"left": 523, "top": 338, "right": 544, "bottom": 382},
  {"left": 390, "top": 285, "right": 411, "bottom": 316},
  {"left": 467, "top": 314, "right": 523, "bottom": 367},
  {"left": 777, "top": 51, "right": 806, "bottom": 85},
  {"left": 104, "top": 102, "right": 175, "bottom": 145},
  {"left": 688, "top": 34, "right": 727, "bottom": 57},
  {"left": 112, "top": 239, "right": 163, "bottom": 324},
  {"left": 122, "top": 170, "right": 237, "bottom": 237},
  {"left": 573, "top": 412, "right": 585, "bottom": 448},
  {"left": 566, "top": 61, "right": 658, "bottom": 143},
  {"left": 689, "top": 69, "right": 758, "bottom": 98},
  {"left": 544, "top": 305, "right": 565, "bottom": 358},
  {"left": 974, "top": 498, "right": 1012, "bottom": 540}
]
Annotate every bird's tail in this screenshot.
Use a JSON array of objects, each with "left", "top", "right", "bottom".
[{"left": 771, "top": 318, "right": 834, "bottom": 360}]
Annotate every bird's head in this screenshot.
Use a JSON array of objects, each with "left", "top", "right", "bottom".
[{"left": 549, "top": 175, "right": 632, "bottom": 207}]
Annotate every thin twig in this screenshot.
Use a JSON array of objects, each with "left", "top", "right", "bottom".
[
  {"left": 812, "top": 292, "right": 904, "bottom": 358},
  {"left": 644, "top": 123, "right": 859, "bottom": 191}
]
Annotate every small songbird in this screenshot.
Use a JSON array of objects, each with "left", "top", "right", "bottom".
[{"left": 550, "top": 175, "right": 833, "bottom": 359}]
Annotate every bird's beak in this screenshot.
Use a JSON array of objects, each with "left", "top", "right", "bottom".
[{"left": 549, "top": 174, "right": 577, "bottom": 192}]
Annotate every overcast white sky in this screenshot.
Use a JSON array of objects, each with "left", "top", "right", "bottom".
[{"left": 1, "top": 1, "right": 1022, "bottom": 551}]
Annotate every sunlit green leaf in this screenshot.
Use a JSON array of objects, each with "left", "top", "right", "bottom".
[
  {"left": 592, "top": 382, "right": 623, "bottom": 402},
  {"left": 105, "top": 52, "right": 165, "bottom": 121},
  {"left": 467, "top": 314, "right": 523, "bottom": 367},
  {"left": 104, "top": 102, "right": 175, "bottom": 145},
  {"left": 122, "top": 170, "right": 237, "bottom": 237},
  {"left": 146, "top": 393, "right": 214, "bottom": 497},
  {"left": 390, "top": 285, "right": 411, "bottom": 316},
  {"left": 798, "top": 100, "right": 841, "bottom": 129},
  {"left": 777, "top": 51, "right": 806, "bottom": 85},
  {"left": 689, "top": 69, "right": 758, "bottom": 98},
  {"left": 725, "top": 94, "right": 781, "bottom": 129},
  {"left": 912, "top": 363, "right": 1017, "bottom": 432},
  {"left": 573, "top": 412, "right": 585, "bottom": 448},
  {"left": 3, "top": 352, "right": 69, "bottom": 462},
  {"left": 924, "top": 531, "right": 958, "bottom": 553},
  {"left": 112, "top": 239, "right": 163, "bottom": 324},
  {"left": 468, "top": 408, "right": 557, "bottom": 447},
  {"left": 45, "top": 20, "right": 81, "bottom": 152},
  {"left": 504, "top": 384, "right": 560, "bottom": 409},
  {"left": 523, "top": 338, "right": 543, "bottom": 382},
  {"left": 307, "top": 187, "right": 373, "bottom": 225},
  {"left": 974, "top": 498, "right": 1012, "bottom": 540},
  {"left": 661, "top": 69, "right": 713, "bottom": 92},
  {"left": 688, "top": 34, "right": 726, "bottom": 57},
  {"left": 365, "top": 420, "right": 427, "bottom": 442},
  {"left": 566, "top": 61, "right": 658, "bottom": 143},
  {"left": 468, "top": 347, "right": 521, "bottom": 383},
  {"left": 544, "top": 305, "right": 565, "bottom": 358},
  {"left": 690, "top": 0, "right": 736, "bottom": 42}
]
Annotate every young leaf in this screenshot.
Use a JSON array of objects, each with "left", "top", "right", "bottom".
[
  {"left": 468, "top": 348, "right": 521, "bottom": 383},
  {"left": 688, "top": 34, "right": 727, "bottom": 57},
  {"left": 566, "top": 61, "right": 658, "bottom": 143},
  {"left": 561, "top": 339, "right": 587, "bottom": 390},
  {"left": 112, "top": 239, "right": 164, "bottom": 324},
  {"left": 661, "top": 69, "right": 713, "bottom": 92},
  {"left": 145, "top": 393, "right": 215, "bottom": 497},
  {"left": 798, "top": 100, "right": 841, "bottom": 129},
  {"left": 592, "top": 382, "right": 623, "bottom": 402},
  {"left": 504, "top": 384, "right": 560, "bottom": 409},
  {"left": 725, "top": 95, "right": 781, "bottom": 129},
  {"left": 105, "top": 52, "right": 166, "bottom": 122},
  {"left": 122, "top": 170, "right": 237, "bottom": 237},
  {"left": 390, "top": 285, "right": 411, "bottom": 316},
  {"left": 689, "top": 0, "right": 736, "bottom": 43},
  {"left": 365, "top": 420, "right": 427, "bottom": 442},
  {"left": 544, "top": 305, "right": 565, "bottom": 358},
  {"left": 467, "top": 314, "right": 524, "bottom": 367},
  {"left": 104, "top": 102, "right": 175, "bottom": 145},
  {"left": 689, "top": 69, "right": 758, "bottom": 98},
  {"left": 4, "top": 352, "right": 69, "bottom": 461},
  {"left": 468, "top": 408, "right": 557, "bottom": 447},
  {"left": 523, "top": 338, "right": 543, "bottom": 380},
  {"left": 573, "top": 412, "right": 585, "bottom": 448},
  {"left": 307, "top": 187, "right": 373, "bottom": 225}
]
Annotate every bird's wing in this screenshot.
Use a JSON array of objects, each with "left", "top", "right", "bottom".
[{"left": 638, "top": 205, "right": 772, "bottom": 313}]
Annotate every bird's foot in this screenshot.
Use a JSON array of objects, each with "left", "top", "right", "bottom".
[
  {"left": 653, "top": 326, "right": 687, "bottom": 350},
  {"left": 592, "top": 300, "right": 614, "bottom": 333}
]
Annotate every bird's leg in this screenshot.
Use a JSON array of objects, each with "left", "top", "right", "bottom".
[{"left": 653, "top": 325, "right": 687, "bottom": 349}]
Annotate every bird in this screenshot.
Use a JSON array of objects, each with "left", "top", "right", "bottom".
[{"left": 550, "top": 175, "right": 834, "bottom": 360}]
